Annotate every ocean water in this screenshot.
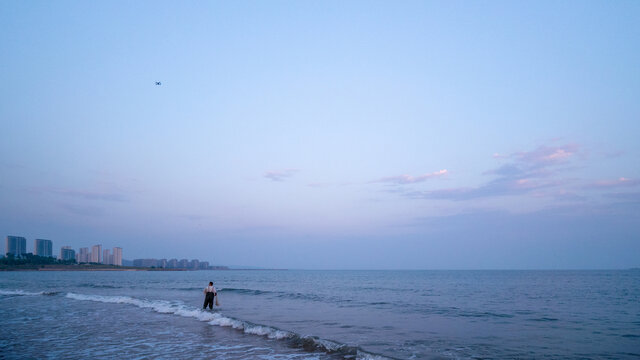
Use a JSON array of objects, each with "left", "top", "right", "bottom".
[{"left": 0, "top": 270, "right": 638, "bottom": 359}]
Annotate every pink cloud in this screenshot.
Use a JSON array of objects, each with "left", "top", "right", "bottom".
[
  {"left": 588, "top": 177, "right": 640, "bottom": 189},
  {"left": 514, "top": 144, "right": 579, "bottom": 165},
  {"left": 402, "top": 143, "right": 582, "bottom": 201},
  {"left": 374, "top": 169, "right": 448, "bottom": 184}
]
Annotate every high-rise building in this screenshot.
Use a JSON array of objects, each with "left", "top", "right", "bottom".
[
  {"left": 5, "top": 236, "right": 27, "bottom": 256},
  {"left": 112, "top": 247, "right": 122, "bottom": 266},
  {"left": 91, "top": 245, "right": 102, "bottom": 263},
  {"left": 60, "top": 246, "right": 76, "bottom": 261},
  {"left": 167, "top": 259, "right": 178, "bottom": 268},
  {"left": 103, "top": 249, "right": 111, "bottom": 265},
  {"left": 159, "top": 259, "right": 167, "bottom": 268},
  {"left": 190, "top": 259, "right": 200, "bottom": 269},
  {"left": 34, "top": 239, "right": 53, "bottom": 257},
  {"left": 178, "top": 259, "right": 189, "bottom": 268},
  {"left": 133, "top": 258, "right": 158, "bottom": 267},
  {"left": 78, "top": 247, "right": 90, "bottom": 263}
]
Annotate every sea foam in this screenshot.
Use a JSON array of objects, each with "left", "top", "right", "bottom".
[
  {"left": 65, "top": 292, "right": 293, "bottom": 340},
  {"left": 2, "top": 289, "right": 392, "bottom": 359},
  {"left": 0, "top": 289, "right": 57, "bottom": 296}
]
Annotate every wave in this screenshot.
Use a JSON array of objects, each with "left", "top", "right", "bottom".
[
  {"left": 0, "top": 289, "right": 58, "bottom": 296},
  {"left": 64, "top": 292, "right": 392, "bottom": 359},
  {"left": 1, "top": 289, "right": 395, "bottom": 359},
  {"left": 458, "top": 310, "right": 514, "bottom": 319},
  {"left": 186, "top": 287, "right": 383, "bottom": 310},
  {"left": 175, "top": 287, "right": 271, "bottom": 295},
  {"left": 527, "top": 317, "right": 559, "bottom": 322},
  {"left": 218, "top": 287, "right": 272, "bottom": 296},
  {"left": 220, "top": 287, "right": 355, "bottom": 305},
  {"left": 78, "top": 283, "right": 121, "bottom": 289}
]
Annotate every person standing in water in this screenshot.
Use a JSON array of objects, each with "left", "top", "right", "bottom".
[{"left": 203, "top": 281, "right": 216, "bottom": 310}]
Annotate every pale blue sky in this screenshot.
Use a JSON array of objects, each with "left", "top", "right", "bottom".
[{"left": 1, "top": 1, "right": 639, "bottom": 269}]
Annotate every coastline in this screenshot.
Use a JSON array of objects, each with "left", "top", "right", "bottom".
[
  {"left": 0, "top": 264, "right": 279, "bottom": 271},
  {"left": 0, "top": 264, "right": 189, "bottom": 271}
]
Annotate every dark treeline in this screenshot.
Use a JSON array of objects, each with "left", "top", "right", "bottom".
[{"left": 1, "top": 253, "right": 77, "bottom": 266}]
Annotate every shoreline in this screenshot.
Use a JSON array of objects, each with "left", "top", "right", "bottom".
[
  {"left": 0, "top": 265, "right": 189, "bottom": 271},
  {"left": 0, "top": 265, "right": 283, "bottom": 271}
]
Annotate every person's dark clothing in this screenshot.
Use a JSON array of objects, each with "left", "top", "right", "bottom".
[{"left": 203, "top": 292, "right": 214, "bottom": 309}]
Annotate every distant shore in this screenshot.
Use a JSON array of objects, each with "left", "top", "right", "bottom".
[
  {"left": 0, "top": 264, "right": 190, "bottom": 271},
  {"left": 0, "top": 264, "right": 281, "bottom": 271}
]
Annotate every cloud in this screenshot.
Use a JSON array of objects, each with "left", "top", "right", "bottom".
[
  {"left": 373, "top": 169, "right": 448, "bottom": 184},
  {"left": 604, "top": 192, "right": 640, "bottom": 202},
  {"left": 551, "top": 190, "right": 587, "bottom": 202},
  {"left": 603, "top": 150, "right": 624, "bottom": 159},
  {"left": 308, "top": 182, "right": 331, "bottom": 188},
  {"left": 514, "top": 144, "right": 579, "bottom": 165},
  {"left": 408, "top": 144, "right": 580, "bottom": 201},
  {"left": 586, "top": 177, "right": 640, "bottom": 189},
  {"left": 408, "top": 178, "right": 561, "bottom": 201},
  {"left": 59, "top": 203, "right": 106, "bottom": 216},
  {"left": 264, "top": 169, "right": 300, "bottom": 182},
  {"left": 28, "top": 187, "right": 130, "bottom": 202},
  {"left": 51, "top": 189, "right": 129, "bottom": 202}
]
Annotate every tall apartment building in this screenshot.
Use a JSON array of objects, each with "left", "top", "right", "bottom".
[
  {"left": 112, "top": 247, "right": 122, "bottom": 266},
  {"left": 60, "top": 246, "right": 76, "bottom": 261},
  {"left": 102, "top": 249, "right": 111, "bottom": 265},
  {"left": 167, "top": 259, "right": 178, "bottom": 268},
  {"left": 34, "top": 239, "right": 53, "bottom": 257},
  {"left": 5, "top": 236, "right": 27, "bottom": 256},
  {"left": 77, "top": 247, "right": 90, "bottom": 263},
  {"left": 91, "top": 245, "right": 102, "bottom": 263},
  {"left": 133, "top": 258, "right": 158, "bottom": 267}
]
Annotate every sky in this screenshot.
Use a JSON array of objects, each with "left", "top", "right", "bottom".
[{"left": 1, "top": 0, "right": 639, "bottom": 269}]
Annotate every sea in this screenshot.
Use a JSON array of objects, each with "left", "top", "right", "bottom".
[{"left": 0, "top": 270, "right": 638, "bottom": 359}]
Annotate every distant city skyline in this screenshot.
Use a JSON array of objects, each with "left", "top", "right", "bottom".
[
  {"left": 130, "top": 257, "right": 224, "bottom": 270},
  {"left": 3, "top": 235, "right": 126, "bottom": 266},
  {"left": 2, "top": 235, "right": 222, "bottom": 267},
  {"left": 1, "top": 1, "right": 639, "bottom": 269}
]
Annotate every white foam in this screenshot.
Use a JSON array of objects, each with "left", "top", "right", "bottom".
[
  {"left": 65, "top": 292, "right": 291, "bottom": 341},
  {"left": 242, "top": 324, "right": 292, "bottom": 339},
  {"left": 313, "top": 338, "right": 344, "bottom": 352},
  {"left": 356, "top": 351, "right": 393, "bottom": 360},
  {"left": 209, "top": 315, "right": 244, "bottom": 329},
  {"left": 0, "top": 289, "right": 46, "bottom": 296}
]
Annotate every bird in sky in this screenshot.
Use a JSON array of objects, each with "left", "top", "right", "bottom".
[{"left": 155, "top": 81, "right": 162, "bottom": 86}]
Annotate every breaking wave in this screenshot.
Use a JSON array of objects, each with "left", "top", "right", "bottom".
[
  {"left": 64, "top": 292, "right": 391, "bottom": 359},
  {"left": 0, "top": 289, "right": 59, "bottom": 296},
  {"left": 77, "top": 283, "right": 121, "bottom": 289},
  {"left": 0, "top": 289, "right": 392, "bottom": 359},
  {"left": 218, "top": 287, "right": 272, "bottom": 296},
  {"left": 65, "top": 292, "right": 292, "bottom": 339}
]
